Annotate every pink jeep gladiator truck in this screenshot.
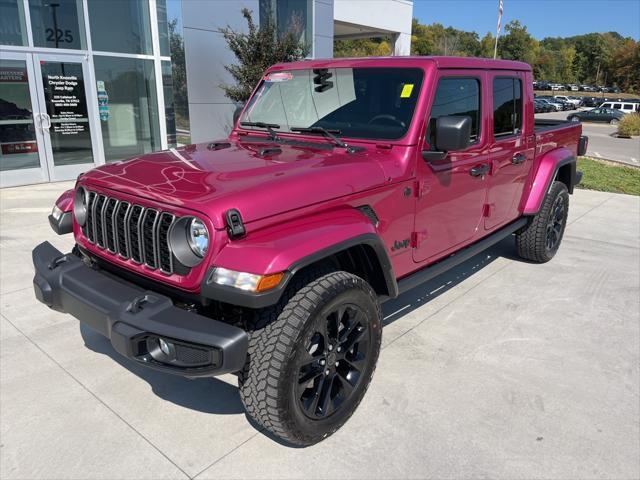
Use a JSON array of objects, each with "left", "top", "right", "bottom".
[{"left": 34, "top": 56, "right": 587, "bottom": 446}]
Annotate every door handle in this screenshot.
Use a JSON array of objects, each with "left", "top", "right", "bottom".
[
  {"left": 470, "top": 163, "right": 490, "bottom": 178},
  {"left": 42, "top": 113, "right": 51, "bottom": 131},
  {"left": 512, "top": 153, "right": 526, "bottom": 165}
]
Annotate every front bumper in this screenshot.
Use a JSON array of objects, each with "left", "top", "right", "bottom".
[{"left": 32, "top": 242, "right": 248, "bottom": 377}]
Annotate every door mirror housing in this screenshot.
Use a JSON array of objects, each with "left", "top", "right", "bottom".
[{"left": 422, "top": 115, "right": 472, "bottom": 161}]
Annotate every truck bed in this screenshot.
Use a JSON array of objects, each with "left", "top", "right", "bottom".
[{"left": 534, "top": 119, "right": 582, "bottom": 159}]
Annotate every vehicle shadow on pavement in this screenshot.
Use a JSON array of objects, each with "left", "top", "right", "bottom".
[
  {"left": 79, "top": 324, "right": 245, "bottom": 415},
  {"left": 381, "top": 236, "right": 516, "bottom": 325}
]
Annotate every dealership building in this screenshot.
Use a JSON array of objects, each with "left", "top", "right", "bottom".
[{"left": 0, "top": 0, "right": 413, "bottom": 187}]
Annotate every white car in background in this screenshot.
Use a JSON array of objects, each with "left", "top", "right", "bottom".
[
  {"left": 554, "top": 95, "right": 581, "bottom": 107},
  {"left": 600, "top": 101, "right": 640, "bottom": 114}
]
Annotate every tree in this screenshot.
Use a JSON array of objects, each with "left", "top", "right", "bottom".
[
  {"left": 497, "top": 20, "right": 539, "bottom": 65},
  {"left": 218, "top": 8, "right": 309, "bottom": 103}
]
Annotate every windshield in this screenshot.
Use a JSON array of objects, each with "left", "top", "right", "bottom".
[{"left": 240, "top": 67, "right": 424, "bottom": 141}]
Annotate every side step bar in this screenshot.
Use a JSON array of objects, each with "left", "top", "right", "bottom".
[{"left": 396, "top": 217, "right": 528, "bottom": 295}]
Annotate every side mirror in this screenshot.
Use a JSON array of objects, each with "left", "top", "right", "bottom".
[
  {"left": 422, "top": 115, "right": 472, "bottom": 161},
  {"left": 233, "top": 104, "right": 245, "bottom": 125}
]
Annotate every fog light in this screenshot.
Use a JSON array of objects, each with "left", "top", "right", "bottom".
[{"left": 159, "top": 338, "right": 172, "bottom": 356}]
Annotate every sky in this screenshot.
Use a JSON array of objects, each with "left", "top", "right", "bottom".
[{"left": 412, "top": 0, "right": 640, "bottom": 40}]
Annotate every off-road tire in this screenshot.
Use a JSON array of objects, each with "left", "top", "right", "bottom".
[
  {"left": 516, "top": 180, "right": 569, "bottom": 263},
  {"left": 238, "top": 270, "right": 382, "bottom": 446}
]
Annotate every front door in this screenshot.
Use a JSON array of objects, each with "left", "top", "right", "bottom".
[
  {"left": 0, "top": 52, "right": 49, "bottom": 187},
  {"left": 413, "top": 73, "right": 490, "bottom": 263},
  {"left": 32, "top": 53, "right": 99, "bottom": 182}
]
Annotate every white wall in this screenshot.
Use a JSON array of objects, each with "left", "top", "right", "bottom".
[
  {"left": 313, "top": 0, "right": 335, "bottom": 58},
  {"left": 183, "top": 0, "right": 259, "bottom": 143}
]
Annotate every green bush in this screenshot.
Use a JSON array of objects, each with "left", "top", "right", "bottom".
[{"left": 618, "top": 113, "right": 640, "bottom": 137}]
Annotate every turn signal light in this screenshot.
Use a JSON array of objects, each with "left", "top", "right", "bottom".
[{"left": 256, "top": 272, "right": 285, "bottom": 293}]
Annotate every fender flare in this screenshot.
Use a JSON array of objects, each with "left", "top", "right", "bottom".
[
  {"left": 200, "top": 208, "right": 397, "bottom": 308},
  {"left": 49, "top": 188, "right": 74, "bottom": 235},
  {"left": 523, "top": 147, "right": 577, "bottom": 215}
]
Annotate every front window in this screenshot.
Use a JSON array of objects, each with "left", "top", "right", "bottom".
[{"left": 240, "top": 68, "right": 424, "bottom": 141}]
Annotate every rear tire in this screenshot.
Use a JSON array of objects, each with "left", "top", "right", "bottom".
[
  {"left": 516, "top": 181, "right": 569, "bottom": 263},
  {"left": 239, "top": 270, "right": 382, "bottom": 446},
  {"left": 610, "top": 118, "right": 619, "bottom": 125}
]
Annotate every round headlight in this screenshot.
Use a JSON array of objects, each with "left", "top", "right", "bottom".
[
  {"left": 187, "top": 217, "right": 209, "bottom": 258},
  {"left": 73, "top": 186, "right": 87, "bottom": 226}
]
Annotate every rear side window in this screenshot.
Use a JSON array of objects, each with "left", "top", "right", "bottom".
[
  {"left": 493, "top": 77, "right": 523, "bottom": 137},
  {"left": 623, "top": 105, "right": 633, "bottom": 110},
  {"left": 428, "top": 77, "right": 481, "bottom": 145}
]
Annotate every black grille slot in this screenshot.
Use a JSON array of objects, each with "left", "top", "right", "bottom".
[
  {"left": 128, "top": 206, "right": 144, "bottom": 263},
  {"left": 104, "top": 198, "right": 118, "bottom": 252},
  {"left": 80, "top": 191, "right": 181, "bottom": 275},
  {"left": 157, "top": 212, "right": 175, "bottom": 273},
  {"left": 84, "top": 191, "right": 96, "bottom": 242},
  {"left": 174, "top": 344, "right": 211, "bottom": 365},
  {"left": 142, "top": 209, "right": 159, "bottom": 269},
  {"left": 115, "top": 201, "right": 130, "bottom": 257},
  {"left": 94, "top": 195, "right": 107, "bottom": 247}
]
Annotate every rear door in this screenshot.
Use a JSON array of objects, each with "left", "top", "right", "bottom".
[
  {"left": 413, "top": 71, "right": 490, "bottom": 263},
  {"left": 485, "top": 72, "right": 534, "bottom": 230}
]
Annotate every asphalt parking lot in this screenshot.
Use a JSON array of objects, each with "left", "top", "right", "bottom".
[
  {"left": 1, "top": 182, "right": 639, "bottom": 479},
  {"left": 535, "top": 110, "right": 640, "bottom": 166}
]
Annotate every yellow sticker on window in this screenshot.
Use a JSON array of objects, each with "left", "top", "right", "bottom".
[{"left": 400, "top": 84, "right": 414, "bottom": 98}]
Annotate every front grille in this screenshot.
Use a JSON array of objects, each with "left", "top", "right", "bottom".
[{"left": 84, "top": 191, "right": 178, "bottom": 275}]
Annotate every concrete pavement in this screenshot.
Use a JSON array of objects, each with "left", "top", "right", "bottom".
[
  {"left": 1, "top": 182, "right": 639, "bottom": 479},
  {"left": 536, "top": 110, "right": 640, "bottom": 166}
]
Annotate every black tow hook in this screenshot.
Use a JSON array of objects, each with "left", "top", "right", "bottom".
[
  {"left": 127, "top": 294, "right": 152, "bottom": 314},
  {"left": 48, "top": 255, "right": 69, "bottom": 270}
]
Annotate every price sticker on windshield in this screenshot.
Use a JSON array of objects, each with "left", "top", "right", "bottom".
[
  {"left": 265, "top": 72, "right": 293, "bottom": 82},
  {"left": 400, "top": 84, "right": 414, "bottom": 98}
]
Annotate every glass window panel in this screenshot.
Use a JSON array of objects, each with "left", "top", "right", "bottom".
[
  {"left": 94, "top": 56, "right": 160, "bottom": 162},
  {"left": 157, "top": 0, "right": 169, "bottom": 56},
  {"left": 29, "top": 0, "right": 86, "bottom": 49},
  {"left": 0, "top": 0, "right": 28, "bottom": 46},
  {"left": 88, "top": 0, "right": 152, "bottom": 54},
  {"left": 260, "top": 0, "right": 312, "bottom": 46},
  {"left": 162, "top": 61, "right": 176, "bottom": 148},
  {"left": 0, "top": 59, "right": 39, "bottom": 171},
  {"left": 428, "top": 77, "right": 481, "bottom": 144},
  {"left": 493, "top": 77, "right": 522, "bottom": 137},
  {"left": 39, "top": 61, "right": 94, "bottom": 166}
]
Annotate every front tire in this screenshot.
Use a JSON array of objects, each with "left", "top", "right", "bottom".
[
  {"left": 239, "top": 271, "right": 382, "bottom": 446},
  {"left": 516, "top": 181, "right": 569, "bottom": 263},
  {"left": 610, "top": 118, "right": 619, "bottom": 125}
]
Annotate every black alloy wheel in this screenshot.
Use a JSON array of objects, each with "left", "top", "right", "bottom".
[
  {"left": 296, "top": 303, "right": 370, "bottom": 419},
  {"left": 545, "top": 193, "right": 566, "bottom": 252}
]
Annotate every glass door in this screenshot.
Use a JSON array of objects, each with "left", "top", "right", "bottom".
[
  {"left": 31, "top": 52, "right": 99, "bottom": 182},
  {"left": 0, "top": 51, "right": 49, "bottom": 187}
]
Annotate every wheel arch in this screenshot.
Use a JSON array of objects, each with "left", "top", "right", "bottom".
[
  {"left": 201, "top": 208, "right": 398, "bottom": 308},
  {"left": 523, "top": 147, "right": 579, "bottom": 215}
]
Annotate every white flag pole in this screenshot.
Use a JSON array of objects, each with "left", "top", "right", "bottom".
[{"left": 494, "top": 0, "right": 503, "bottom": 59}]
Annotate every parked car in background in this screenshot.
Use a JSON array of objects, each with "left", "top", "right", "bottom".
[
  {"left": 537, "top": 97, "right": 564, "bottom": 111},
  {"left": 550, "top": 83, "right": 563, "bottom": 91},
  {"left": 568, "top": 107, "right": 625, "bottom": 124},
  {"left": 534, "top": 99, "right": 554, "bottom": 113},
  {"left": 581, "top": 97, "right": 600, "bottom": 108},
  {"left": 600, "top": 101, "right": 640, "bottom": 114},
  {"left": 566, "top": 84, "right": 579, "bottom": 91},
  {"left": 554, "top": 96, "right": 579, "bottom": 109}
]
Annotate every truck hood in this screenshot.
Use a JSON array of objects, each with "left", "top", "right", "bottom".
[{"left": 80, "top": 138, "right": 387, "bottom": 229}]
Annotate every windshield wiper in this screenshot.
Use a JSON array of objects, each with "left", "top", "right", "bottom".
[
  {"left": 240, "top": 121, "right": 281, "bottom": 141},
  {"left": 290, "top": 126, "right": 364, "bottom": 153}
]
